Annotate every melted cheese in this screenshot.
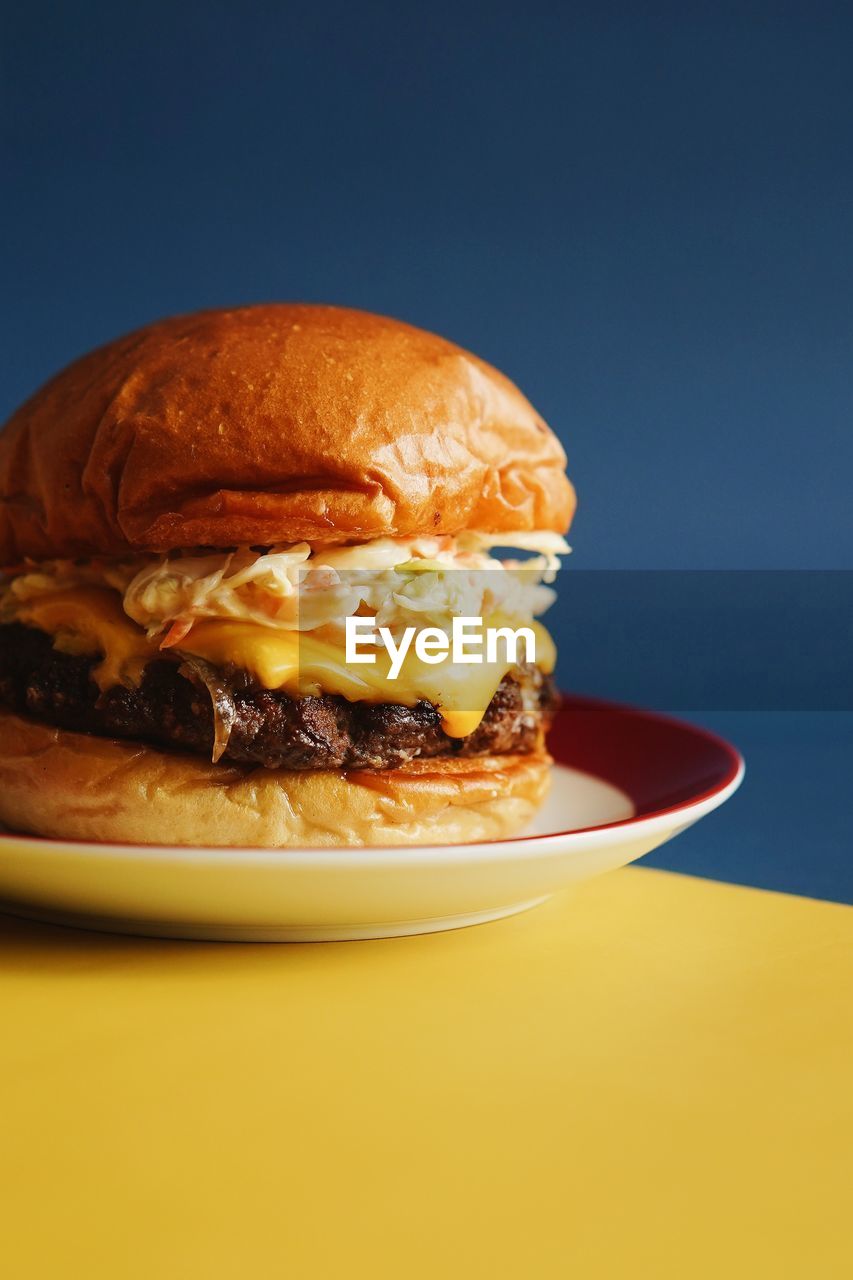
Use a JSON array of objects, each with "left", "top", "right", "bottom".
[
  {"left": 9, "top": 589, "right": 556, "bottom": 740},
  {"left": 181, "top": 617, "right": 556, "bottom": 739},
  {"left": 12, "top": 588, "right": 158, "bottom": 690}
]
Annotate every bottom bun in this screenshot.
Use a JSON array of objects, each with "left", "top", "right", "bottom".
[{"left": 0, "top": 710, "right": 551, "bottom": 847}]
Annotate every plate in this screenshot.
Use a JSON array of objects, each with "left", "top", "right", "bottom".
[{"left": 0, "top": 695, "right": 743, "bottom": 941}]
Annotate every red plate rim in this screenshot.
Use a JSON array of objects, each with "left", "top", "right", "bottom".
[{"left": 512, "top": 691, "right": 743, "bottom": 842}]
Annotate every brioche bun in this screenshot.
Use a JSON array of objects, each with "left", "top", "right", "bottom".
[
  {"left": 0, "top": 709, "right": 551, "bottom": 848},
  {"left": 0, "top": 303, "right": 574, "bottom": 563}
]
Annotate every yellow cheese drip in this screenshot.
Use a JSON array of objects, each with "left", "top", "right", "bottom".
[{"left": 12, "top": 588, "right": 158, "bottom": 690}]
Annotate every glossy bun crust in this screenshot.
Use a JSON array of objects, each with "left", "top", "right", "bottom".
[
  {"left": 0, "top": 710, "right": 551, "bottom": 847},
  {"left": 0, "top": 304, "right": 574, "bottom": 562}
]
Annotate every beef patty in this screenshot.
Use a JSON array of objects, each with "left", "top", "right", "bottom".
[{"left": 0, "top": 623, "right": 558, "bottom": 770}]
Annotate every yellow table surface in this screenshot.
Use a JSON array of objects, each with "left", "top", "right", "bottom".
[{"left": 1, "top": 867, "right": 851, "bottom": 1279}]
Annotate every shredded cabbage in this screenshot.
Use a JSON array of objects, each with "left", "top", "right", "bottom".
[{"left": 1, "top": 533, "right": 569, "bottom": 643}]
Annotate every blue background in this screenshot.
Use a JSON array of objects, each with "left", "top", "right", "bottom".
[{"left": 2, "top": 3, "right": 851, "bottom": 899}]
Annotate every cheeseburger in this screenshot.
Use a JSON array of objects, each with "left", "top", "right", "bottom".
[{"left": 0, "top": 305, "right": 574, "bottom": 846}]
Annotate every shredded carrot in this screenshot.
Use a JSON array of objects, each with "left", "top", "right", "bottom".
[{"left": 159, "top": 618, "right": 195, "bottom": 649}]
